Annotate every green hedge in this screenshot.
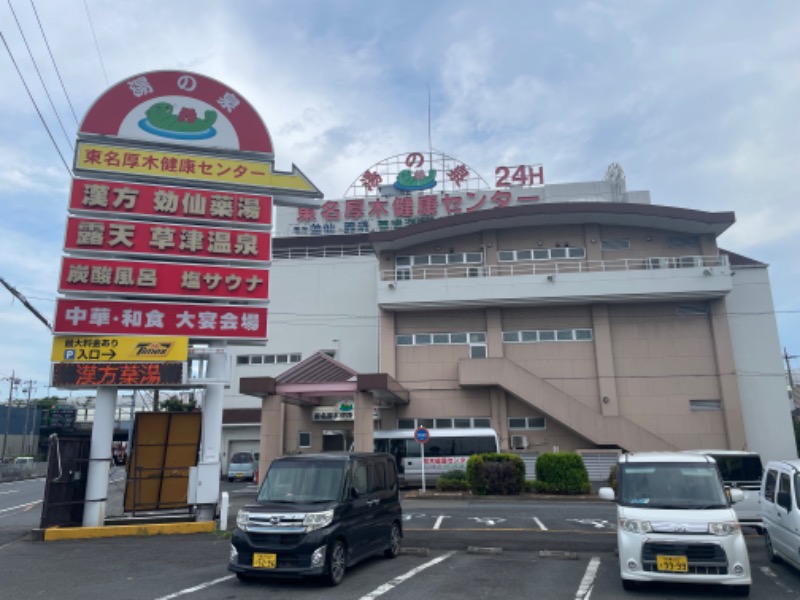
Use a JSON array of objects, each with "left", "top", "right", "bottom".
[
  {"left": 466, "top": 453, "right": 526, "bottom": 495},
  {"left": 532, "top": 452, "right": 591, "bottom": 495},
  {"left": 435, "top": 469, "right": 471, "bottom": 492}
]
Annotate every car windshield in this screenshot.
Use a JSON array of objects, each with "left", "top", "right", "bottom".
[
  {"left": 231, "top": 452, "right": 254, "bottom": 464},
  {"left": 257, "top": 461, "right": 346, "bottom": 504},
  {"left": 619, "top": 462, "right": 728, "bottom": 509},
  {"left": 709, "top": 454, "right": 762, "bottom": 484}
]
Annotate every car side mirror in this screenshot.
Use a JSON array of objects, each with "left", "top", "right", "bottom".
[
  {"left": 728, "top": 488, "right": 744, "bottom": 504},
  {"left": 598, "top": 487, "right": 615, "bottom": 501}
]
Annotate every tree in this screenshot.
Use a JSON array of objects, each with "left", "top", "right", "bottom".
[{"left": 160, "top": 395, "right": 197, "bottom": 412}]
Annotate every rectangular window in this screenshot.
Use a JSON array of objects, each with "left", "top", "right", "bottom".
[
  {"left": 533, "top": 249, "right": 549, "bottom": 260},
  {"left": 470, "top": 345, "right": 487, "bottom": 358},
  {"left": 450, "top": 332, "right": 468, "bottom": 344},
  {"left": 276, "top": 355, "right": 288, "bottom": 363},
  {"left": 469, "top": 332, "right": 486, "bottom": 343},
  {"left": 448, "top": 254, "right": 465, "bottom": 264},
  {"left": 508, "top": 417, "right": 527, "bottom": 429},
  {"left": 550, "top": 248, "right": 567, "bottom": 259},
  {"left": 236, "top": 356, "right": 249, "bottom": 365},
  {"left": 290, "top": 354, "right": 302, "bottom": 363},
  {"left": 690, "top": 399, "right": 721, "bottom": 411},
  {"left": 568, "top": 247, "right": 586, "bottom": 258},
  {"left": 396, "top": 268, "right": 411, "bottom": 280},
  {"left": 418, "top": 418, "right": 434, "bottom": 428},
  {"left": 415, "top": 334, "right": 432, "bottom": 345},
  {"left": 517, "top": 250, "right": 533, "bottom": 260},
  {"left": 396, "top": 335, "right": 413, "bottom": 345},
  {"left": 668, "top": 235, "right": 698, "bottom": 248},
  {"left": 413, "top": 255, "right": 430, "bottom": 265},
  {"left": 521, "top": 330, "right": 538, "bottom": 342},
  {"left": 434, "top": 418, "right": 453, "bottom": 428},
  {"left": 602, "top": 239, "right": 631, "bottom": 251},
  {"left": 263, "top": 355, "right": 276, "bottom": 364},
  {"left": 298, "top": 431, "right": 311, "bottom": 448},
  {"left": 556, "top": 329, "right": 574, "bottom": 341},
  {"left": 528, "top": 416, "right": 546, "bottom": 430},
  {"left": 575, "top": 329, "right": 593, "bottom": 341},
  {"left": 250, "top": 355, "right": 263, "bottom": 364},
  {"left": 397, "top": 419, "right": 415, "bottom": 429},
  {"left": 432, "top": 333, "right": 450, "bottom": 344},
  {"left": 498, "top": 250, "right": 515, "bottom": 262},
  {"left": 453, "top": 418, "right": 471, "bottom": 428},
  {"left": 473, "top": 418, "right": 491, "bottom": 428},
  {"left": 430, "top": 254, "right": 447, "bottom": 265},
  {"left": 539, "top": 330, "right": 556, "bottom": 341},
  {"left": 465, "top": 252, "right": 483, "bottom": 263},
  {"left": 764, "top": 469, "right": 777, "bottom": 502},
  {"left": 502, "top": 331, "right": 520, "bottom": 343},
  {"left": 396, "top": 256, "right": 412, "bottom": 266},
  {"left": 677, "top": 304, "right": 709, "bottom": 315}
]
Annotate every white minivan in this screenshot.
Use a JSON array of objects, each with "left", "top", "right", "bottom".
[
  {"left": 761, "top": 459, "right": 800, "bottom": 570},
  {"left": 599, "top": 452, "right": 751, "bottom": 596}
]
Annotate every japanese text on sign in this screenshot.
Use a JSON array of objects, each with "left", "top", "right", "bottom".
[
  {"left": 54, "top": 299, "right": 267, "bottom": 339},
  {"left": 70, "top": 178, "right": 272, "bottom": 227},
  {"left": 52, "top": 362, "right": 185, "bottom": 387}
]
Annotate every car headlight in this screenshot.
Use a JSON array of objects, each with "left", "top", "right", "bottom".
[
  {"left": 708, "top": 521, "right": 740, "bottom": 536},
  {"left": 619, "top": 518, "right": 653, "bottom": 533},
  {"left": 303, "top": 510, "right": 334, "bottom": 532},
  {"left": 236, "top": 509, "right": 250, "bottom": 531}
]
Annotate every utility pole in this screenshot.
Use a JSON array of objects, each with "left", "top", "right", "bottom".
[
  {"left": 785, "top": 348, "right": 798, "bottom": 406},
  {"left": 1, "top": 371, "right": 21, "bottom": 462},
  {"left": 21, "top": 380, "right": 35, "bottom": 455}
]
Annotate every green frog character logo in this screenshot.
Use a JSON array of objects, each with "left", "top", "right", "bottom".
[{"left": 138, "top": 102, "right": 218, "bottom": 140}]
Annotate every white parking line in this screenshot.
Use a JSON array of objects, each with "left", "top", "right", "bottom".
[
  {"left": 533, "top": 517, "right": 547, "bottom": 530},
  {"left": 433, "top": 515, "right": 445, "bottom": 529},
  {"left": 153, "top": 575, "right": 235, "bottom": 600},
  {"left": 575, "top": 556, "right": 600, "bottom": 600},
  {"left": 0, "top": 501, "right": 41, "bottom": 514},
  {"left": 760, "top": 566, "right": 796, "bottom": 593},
  {"left": 358, "top": 551, "right": 457, "bottom": 600}
]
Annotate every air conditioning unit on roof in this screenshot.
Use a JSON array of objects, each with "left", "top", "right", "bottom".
[{"left": 511, "top": 434, "right": 529, "bottom": 450}]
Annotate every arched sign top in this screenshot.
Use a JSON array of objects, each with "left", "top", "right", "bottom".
[{"left": 79, "top": 70, "right": 274, "bottom": 154}]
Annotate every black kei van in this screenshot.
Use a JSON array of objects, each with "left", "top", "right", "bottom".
[{"left": 228, "top": 452, "right": 403, "bottom": 586}]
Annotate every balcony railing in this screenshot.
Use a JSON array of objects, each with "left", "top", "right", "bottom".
[{"left": 380, "top": 255, "right": 728, "bottom": 282}]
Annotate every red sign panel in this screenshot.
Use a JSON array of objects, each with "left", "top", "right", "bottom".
[
  {"left": 64, "top": 216, "right": 271, "bottom": 262},
  {"left": 78, "top": 70, "right": 273, "bottom": 153},
  {"left": 52, "top": 362, "right": 184, "bottom": 387},
  {"left": 69, "top": 178, "right": 272, "bottom": 227},
  {"left": 54, "top": 298, "right": 268, "bottom": 339},
  {"left": 58, "top": 257, "right": 269, "bottom": 301}
]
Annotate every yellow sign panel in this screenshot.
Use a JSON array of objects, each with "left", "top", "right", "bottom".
[
  {"left": 52, "top": 336, "right": 189, "bottom": 363},
  {"left": 75, "top": 141, "right": 319, "bottom": 194}
]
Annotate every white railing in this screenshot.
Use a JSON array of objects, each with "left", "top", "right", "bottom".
[{"left": 380, "top": 255, "right": 728, "bottom": 282}]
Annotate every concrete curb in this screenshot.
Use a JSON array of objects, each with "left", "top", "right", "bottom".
[{"left": 40, "top": 521, "right": 215, "bottom": 541}]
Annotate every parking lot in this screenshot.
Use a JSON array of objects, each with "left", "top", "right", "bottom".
[{"left": 4, "top": 479, "right": 800, "bottom": 599}]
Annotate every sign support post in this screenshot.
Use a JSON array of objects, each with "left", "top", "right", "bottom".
[
  {"left": 196, "top": 339, "right": 227, "bottom": 522},
  {"left": 414, "top": 426, "right": 430, "bottom": 494},
  {"left": 82, "top": 387, "right": 117, "bottom": 527}
]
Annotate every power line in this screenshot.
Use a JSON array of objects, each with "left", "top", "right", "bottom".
[
  {"left": 83, "top": 0, "right": 108, "bottom": 87},
  {"left": 29, "top": 0, "right": 80, "bottom": 126},
  {"left": 0, "top": 29, "right": 71, "bottom": 176},
  {"left": 7, "top": 0, "right": 74, "bottom": 152}
]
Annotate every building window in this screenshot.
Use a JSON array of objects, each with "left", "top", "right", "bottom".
[
  {"left": 498, "top": 247, "right": 586, "bottom": 261},
  {"left": 601, "top": 239, "right": 631, "bottom": 251},
  {"left": 508, "top": 416, "right": 547, "bottom": 430},
  {"left": 395, "top": 332, "right": 487, "bottom": 347},
  {"left": 237, "top": 353, "right": 302, "bottom": 366},
  {"left": 677, "top": 304, "right": 709, "bottom": 315},
  {"left": 503, "top": 329, "right": 593, "bottom": 343},
  {"left": 397, "top": 417, "right": 491, "bottom": 429},
  {"left": 298, "top": 432, "right": 311, "bottom": 448},
  {"left": 690, "top": 399, "right": 721, "bottom": 411},
  {"left": 397, "top": 252, "right": 483, "bottom": 268},
  {"left": 668, "top": 235, "right": 699, "bottom": 248}
]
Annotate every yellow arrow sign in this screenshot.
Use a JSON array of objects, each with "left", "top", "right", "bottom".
[
  {"left": 52, "top": 335, "right": 189, "bottom": 363},
  {"left": 74, "top": 141, "right": 322, "bottom": 196}
]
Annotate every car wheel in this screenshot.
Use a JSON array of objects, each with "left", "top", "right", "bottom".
[
  {"left": 326, "top": 540, "right": 346, "bottom": 586},
  {"left": 384, "top": 522, "right": 401, "bottom": 558},
  {"left": 765, "top": 530, "right": 781, "bottom": 563},
  {"left": 731, "top": 584, "right": 750, "bottom": 597},
  {"left": 228, "top": 477, "right": 234, "bottom": 482},
  {"left": 621, "top": 578, "right": 638, "bottom": 591}
]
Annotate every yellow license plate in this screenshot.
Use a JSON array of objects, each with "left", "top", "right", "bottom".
[
  {"left": 253, "top": 553, "right": 277, "bottom": 569},
  {"left": 656, "top": 555, "right": 688, "bottom": 572},
  {"left": 235, "top": 473, "right": 243, "bottom": 478}
]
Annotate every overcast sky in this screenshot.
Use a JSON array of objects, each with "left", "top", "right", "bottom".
[{"left": 1, "top": 0, "right": 798, "bottom": 398}]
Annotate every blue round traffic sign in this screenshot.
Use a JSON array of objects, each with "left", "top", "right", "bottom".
[{"left": 414, "top": 427, "right": 430, "bottom": 444}]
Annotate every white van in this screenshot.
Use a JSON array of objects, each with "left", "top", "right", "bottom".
[
  {"left": 684, "top": 450, "right": 763, "bottom": 532},
  {"left": 599, "top": 452, "right": 751, "bottom": 596},
  {"left": 760, "top": 459, "right": 800, "bottom": 570}
]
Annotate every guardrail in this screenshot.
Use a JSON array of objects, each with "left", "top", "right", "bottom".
[
  {"left": 0, "top": 461, "right": 48, "bottom": 482},
  {"left": 380, "top": 255, "right": 728, "bottom": 282}
]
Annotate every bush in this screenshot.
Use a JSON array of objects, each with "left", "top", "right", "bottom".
[
  {"left": 435, "top": 469, "right": 470, "bottom": 492},
  {"left": 607, "top": 465, "right": 617, "bottom": 493},
  {"left": 532, "top": 452, "right": 591, "bottom": 495},
  {"left": 466, "top": 453, "right": 526, "bottom": 495}
]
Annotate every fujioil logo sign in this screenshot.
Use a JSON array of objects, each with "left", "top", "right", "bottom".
[{"left": 52, "top": 336, "right": 189, "bottom": 363}]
